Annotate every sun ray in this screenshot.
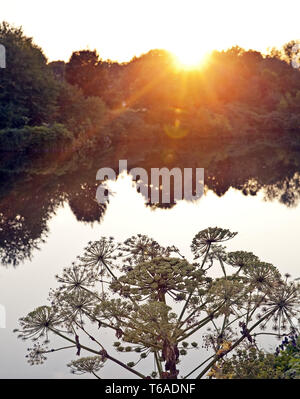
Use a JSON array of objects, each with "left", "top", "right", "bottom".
[{"left": 170, "top": 45, "right": 211, "bottom": 70}]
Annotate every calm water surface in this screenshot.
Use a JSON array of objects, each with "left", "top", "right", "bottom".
[{"left": 1, "top": 139, "right": 300, "bottom": 378}]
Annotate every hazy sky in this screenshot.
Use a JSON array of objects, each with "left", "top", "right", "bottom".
[{"left": 1, "top": 1, "right": 300, "bottom": 63}]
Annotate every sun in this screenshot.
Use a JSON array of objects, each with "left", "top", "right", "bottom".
[{"left": 171, "top": 47, "right": 211, "bottom": 70}]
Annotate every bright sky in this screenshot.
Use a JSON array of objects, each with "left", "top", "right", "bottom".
[{"left": 1, "top": 0, "right": 300, "bottom": 64}]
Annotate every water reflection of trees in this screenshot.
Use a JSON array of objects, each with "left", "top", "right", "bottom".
[
  {"left": 263, "top": 173, "right": 300, "bottom": 207},
  {"left": 1, "top": 137, "right": 300, "bottom": 266},
  {"left": 0, "top": 171, "right": 107, "bottom": 266},
  {"left": 67, "top": 183, "right": 107, "bottom": 223}
]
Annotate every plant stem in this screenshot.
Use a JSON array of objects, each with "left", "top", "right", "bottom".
[
  {"left": 177, "top": 244, "right": 211, "bottom": 324},
  {"left": 195, "top": 310, "right": 274, "bottom": 379},
  {"left": 154, "top": 351, "right": 163, "bottom": 378},
  {"left": 183, "top": 354, "right": 215, "bottom": 379},
  {"left": 48, "top": 328, "right": 148, "bottom": 379},
  {"left": 92, "top": 371, "right": 101, "bottom": 379}
]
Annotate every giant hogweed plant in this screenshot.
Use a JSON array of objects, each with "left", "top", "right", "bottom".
[{"left": 15, "top": 227, "right": 300, "bottom": 379}]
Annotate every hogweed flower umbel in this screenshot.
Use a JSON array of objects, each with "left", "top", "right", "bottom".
[
  {"left": 15, "top": 227, "right": 300, "bottom": 379},
  {"left": 68, "top": 356, "right": 105, "bottom": 377},
  {"left": 191, "top": 227, "right": 237, "bottom": 259}
]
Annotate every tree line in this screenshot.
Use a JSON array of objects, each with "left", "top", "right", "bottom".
[{"left": 1, "top": 21, "right": 300, "bottom": 156}]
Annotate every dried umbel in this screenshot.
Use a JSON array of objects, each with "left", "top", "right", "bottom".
[
  {"left": 207, "top": 278, "right": 247, "bottom": 316},
  {"left": 26, "top": 343, "right": 48, "bottom": 365},
  {"left": 191, "top": 227, "right": 237, "bottom": 259},
  {"left": 261, "top": 281, "right": 300, "bottom": 335},
  {"left": 16, "top": 306, "right": 64, "bottom": 341},
  {"left": 226, "top": 251, "right": 260, "bottom": 269},
  {"left": 54, "top": 290, "right": 98, "bottom": 326},
  {"left": 243, "top": 261, "right": 281, "bottom": 291},
  {"left": 15, "top": 227, "right": 300, "bottom": 379},
  {"left": 120, "top": 234, "right": 180, "bottom": 266},
  {"left": 68, "top": 356, "right": 105, "bottom": 376},
  {"left": 55, "top": 263, "right": 97, "bottom": 294},
  {"left": 78, "top": 237, "right": 121, "bottom": 277}
]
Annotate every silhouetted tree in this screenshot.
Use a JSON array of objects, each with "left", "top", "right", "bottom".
[{"left": 65, "top": 50, "right": 101, "bottom": 97}]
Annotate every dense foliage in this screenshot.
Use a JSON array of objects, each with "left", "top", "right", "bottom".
[
  {"left": 0, "top": 22, "right": 105, "bottom": 153},
  {"left": 218, "top": 334, "right": 300, "bottom": 379},
  {"left": 61, "top": 42, "right": 300, "bottom": 143},
  {"left": 14, "top": 228, "right": 300, "bottom": 378},
  {"left": 1, "top": 22, "right": 299, "bottom": 156},
  {"left": 0, "top": 22, "right": 58, "bottom": 129}
]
